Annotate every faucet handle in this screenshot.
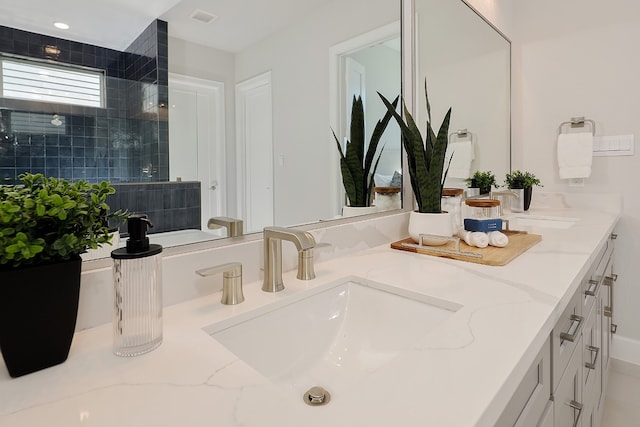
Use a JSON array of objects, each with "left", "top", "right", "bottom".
[{"left": 196, "top": 262, "right": 244, "bottom": 305}]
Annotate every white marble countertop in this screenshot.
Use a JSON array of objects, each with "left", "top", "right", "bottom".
[{"left": 0, "top": 205, "right": 619, "bottom": 426}]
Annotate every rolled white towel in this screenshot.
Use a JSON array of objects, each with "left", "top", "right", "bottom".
[
  {"left": 487, "top": 231, "right": 509, "bottom": 248},
  {"left": 458, "top": 230, "right": 489, "bottom": 248}
]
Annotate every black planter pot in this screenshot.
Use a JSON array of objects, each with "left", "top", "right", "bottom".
[
  {"left": 0, "top": 257, "right": 82, "bottom": 377},
  {"left": 523, "top": 187, "right": 533, "bottom": 211}
]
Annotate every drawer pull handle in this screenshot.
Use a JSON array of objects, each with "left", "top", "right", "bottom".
[
  {"left": 560, "top": 314, "right": 584, "bottom": 342},
  {"left": 611, "top": 233, "right": 618, "bottom": 240},
  {"left": 585, "top": 345, "right": 600, "bottom": 370},
  {"left": 604, "top": 306, "right": 613, "bottom": 318},
  {"left": 569, "top": 400, "right": 583, "bottom": 427},
  {"left": 585, "top": 279, "right": 599, "bottom": 296},
  {"left": 604, "top": 274, "right": 617, "bottom": 287}
]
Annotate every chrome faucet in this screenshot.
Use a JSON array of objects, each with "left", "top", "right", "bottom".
[
  {"left": 207, "top": 216, "right": 243, "bottom": 237},
  {"left": 196, "top": 262, "right": 244, "bottom": 305},
  {"left": 262, "top": 226, "right": 317, "bottom": 292}
]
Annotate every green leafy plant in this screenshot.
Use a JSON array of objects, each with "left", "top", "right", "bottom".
[
  {"left": 468, "top": 170, "right": 497, "bottom": 193},
  {"left": 378, "top": 80, "right": 452, "bottom": 213},
  {"left": 0, "top": 173, "right": 127, "bottom": 269},
  {"left": 504, "top": 170, "right": 542, "bottom": 189},
  {"left": 332, "top": 95, "right": 398, "bottom": 207}
]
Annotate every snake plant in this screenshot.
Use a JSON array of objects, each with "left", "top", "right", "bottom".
[
  {"left": 379, "top": 80, "right": 452, "bottom": 213},
  {"left": 332, "top": 95, "right": 398, "bottom": 207}
]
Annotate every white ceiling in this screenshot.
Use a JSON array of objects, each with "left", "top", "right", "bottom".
[{"left": 0, "top": 0, "right": 332, "bottom": 53}]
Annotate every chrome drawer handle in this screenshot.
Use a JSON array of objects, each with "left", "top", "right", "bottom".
[
  {"left": 604, "top": 306, "right": 613, "bottom": 318},
  {"left": 610, "top": 233, "right": 618, "bottom": 240},
  {"left": 560, "top": 314, "right": 584, "bottom": 342},
  {"left": 585, "top": 345, "right": 600, "bottom": 370},
  {"left": 604, "top": 274, "right": 618, "bottom": 287},
  {"left": 585, "top": 279, "right": 599, "bottom": 296},
  {"left": 569, "top": 400, "right": 583, "bottom": 427}
]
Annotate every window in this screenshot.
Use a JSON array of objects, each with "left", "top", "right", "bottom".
[{"left": 0, "top": 57, "right": 104, "bottom": 108}]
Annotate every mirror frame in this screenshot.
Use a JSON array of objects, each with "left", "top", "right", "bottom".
[{"left": 83, "top": 0, "right": 511, "bottom": 270}]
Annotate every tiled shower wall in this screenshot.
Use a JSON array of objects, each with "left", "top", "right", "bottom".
[
  {"left": 107, "top": 182, "right": 201, "bottom": 234},
  {"left": 0, "top": 20, "right": 169, "bottom": 184},
  {"left": 0, "top": 21, "right": 199, "bottom": 232}
]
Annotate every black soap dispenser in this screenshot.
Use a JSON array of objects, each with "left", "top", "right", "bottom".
[{"left": 111, "top": 214, "right": 163, "bottom": 357}]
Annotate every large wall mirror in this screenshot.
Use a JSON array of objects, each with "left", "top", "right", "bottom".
[
  {"left": 413, "top": 0, "right": 511, "bottom": 191},
  {"left": 165, "top": 0, "right": 403, "bottom": 237},
  {"left": 0, "top": 0, "right": 510, "bottom": 260}
]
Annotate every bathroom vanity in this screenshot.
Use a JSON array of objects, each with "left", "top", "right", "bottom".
[{"left": 0, "top": 199, "right": 619, "bottom": 426}]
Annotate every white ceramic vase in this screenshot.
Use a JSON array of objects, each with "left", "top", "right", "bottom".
[
  {"left": 342, "top": 205, "right": 378, "bottom": 218},
  {"left": 408, "top": 211, "right": 454, "bottom": 245}
]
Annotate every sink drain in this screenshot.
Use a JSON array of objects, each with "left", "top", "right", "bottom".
[{"left": 303, "top": 386, "right": 331, "bottom": 406}]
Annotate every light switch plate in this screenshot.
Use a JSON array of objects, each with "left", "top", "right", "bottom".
[{"left": 593, "top": 135, "right": 634, "bottom": 156}]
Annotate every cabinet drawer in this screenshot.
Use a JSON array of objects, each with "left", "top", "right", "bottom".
[
  {"left": 582, "top": 305, "right": 601, "bottom": 406},
  {"left": 554, "top": 337, "right": 584, "bottom": 427},
  {"left": 497, "top": 337, "right": 551, "bottom": 427},
  {"left": 581, "top": 241, "right": 612, "bottom": 317},
  {"left": 553, "top": 290, "right": 583, "bottom": 392},
  {"left": 538, "top": 401, "right": 554, "bottom": 427}
]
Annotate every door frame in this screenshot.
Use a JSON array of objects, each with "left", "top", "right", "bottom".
[
  {"left": 168, "top": 73, "right": 226, "bottom": 231},
  {"left": 328, "top": 21, "right": 401, "bottom": 215},
  {"left": 235, "top": 71, "right": 274, "bottom": 233}
]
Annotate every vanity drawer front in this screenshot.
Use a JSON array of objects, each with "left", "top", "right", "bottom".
[
  {"left": 582, "top": 304, "right": 601, "bottom": 405},
  {"left": 497, "top": 337, "right": 551, "bottom": 427},
  {"left": 581, "top": 241, "right": 612, "bottom": 317},
  {"left": 553, "top": 289, "right": 583, "bottom": 392},
  {"left": 537, "top": 401, "right": 554, "bottom": 427},
  {"left": 554, "top": 337, "right": 584, "bottom": 427}
]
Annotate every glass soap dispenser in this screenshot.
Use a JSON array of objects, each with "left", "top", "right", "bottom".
[{"left": 111, "top": 214, "right": 163, "bottom": 357}]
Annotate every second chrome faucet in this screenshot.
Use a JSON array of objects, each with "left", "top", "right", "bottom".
[{"left": 262, "top": 226, "right": 318, "bottom": 292}]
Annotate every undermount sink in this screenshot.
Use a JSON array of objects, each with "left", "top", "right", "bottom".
[
  {"left": 203, "top": 280, "right": 460, "bottom": 389},
  {"left": 506, "top": 215, "right": 579, "bottom": 230}
]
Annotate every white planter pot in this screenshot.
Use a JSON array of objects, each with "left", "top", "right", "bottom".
[
  {"left": 408, "top": 211, "right": 454, "bottom": 245},
  {"left": 342, "top": 205, "right": 378, "bottom": 218}
]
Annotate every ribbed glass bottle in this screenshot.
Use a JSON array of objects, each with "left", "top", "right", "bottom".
[{"left": 112, "top": 253, "right": 163, "bottom": 356}]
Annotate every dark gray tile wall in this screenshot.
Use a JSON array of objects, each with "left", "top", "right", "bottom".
[
  {"left": 0, "top": 20, "right": 169, "bottom": 184},
  {"left": 0, "top": 21, "right": 190, "bottom": 234},
  {"left": 108, "top": 182, "right": 201, "bottom": 234}
]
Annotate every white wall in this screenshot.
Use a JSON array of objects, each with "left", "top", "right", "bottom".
[
  {"left": 234, "top": 0, "right": 400, "bottom": 227},
  {"left": 167, "top": 37, "right": 239, "bottom": 217},
  {"left": 511, "top": 0, "right": 640, "bottom": 351}
]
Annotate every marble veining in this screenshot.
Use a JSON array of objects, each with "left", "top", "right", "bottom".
[{"left": 0, "top": 201, "right": 620, "bottom": 426}]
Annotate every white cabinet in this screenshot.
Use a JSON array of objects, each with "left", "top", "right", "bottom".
[
  {"left": 496, "top": 338, "right": 551, "bottom": 427},
  {"left": 498, "top": 233, "right": 617, "bottom": 427},
  {"left": 554, "top": 336, "right": 584, "bottom": 426}
]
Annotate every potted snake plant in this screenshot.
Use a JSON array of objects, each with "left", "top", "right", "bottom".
[
  {"left": 379, "top": 79, "right": 453, "bottom": 244},
  {"left": 0, "top": 173, "right": 126, "bottom": 377},
  {"left": 332, "top": 94, "right": 398, "bottom": 217}
]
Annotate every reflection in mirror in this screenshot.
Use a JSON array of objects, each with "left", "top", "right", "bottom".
[
  {"left": 168, "top": 0, "right": 403, "bottom": 235},
  {"left": 414, "top": 0, "right": 511, "bottom": 191},
  {"left": 329, "top": 23, "right": 402, "bottom": 217}
]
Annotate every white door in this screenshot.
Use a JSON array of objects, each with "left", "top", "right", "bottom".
[
  {"left": 168, "top": 74, "right": 226, "bottom": 231},
  {"left": 236, "top": 72, "right": 274, "bottom": 233}
]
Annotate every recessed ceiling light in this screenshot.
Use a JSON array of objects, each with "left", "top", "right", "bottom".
[{"left": 53, "top": 22, "right": 69, "bottom": 30}]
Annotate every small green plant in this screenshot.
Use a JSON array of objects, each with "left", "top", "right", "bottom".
[
  {"left": 333, "top": 95, "right": 398, "bottom": 207},
  {"left": 504, "top": 170, "right": 542, "bottom": 189},
  {"left": 0, "top": 173, "right": 127, "bottom": 269},
  {"left": 378, "top": 80, "right": 452, "bottom": 213},
  {"left": 468, "top": 170, "right": 497, "bottom": 193}
]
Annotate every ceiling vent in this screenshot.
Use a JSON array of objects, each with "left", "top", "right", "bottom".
[{"left": 190, "top": 9, "right": 218, "bottom": 24}]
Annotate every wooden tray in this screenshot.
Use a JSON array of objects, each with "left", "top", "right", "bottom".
[{"left": 390, "top": 231, "right": 542, "bottom": 266}]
